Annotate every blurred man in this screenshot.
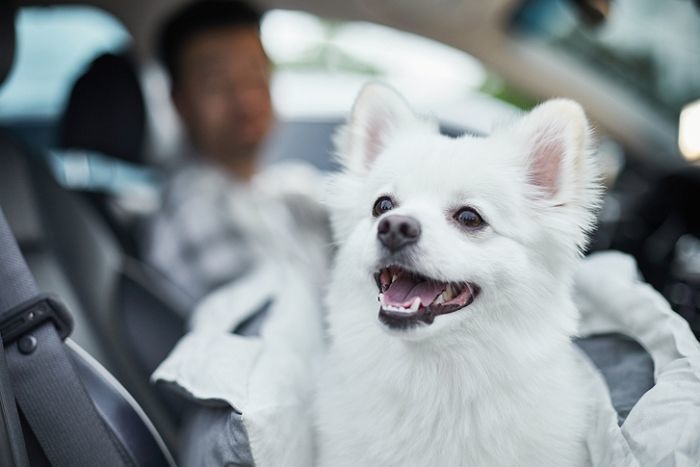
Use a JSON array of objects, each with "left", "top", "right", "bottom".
[
  {"left": 146, "top": 5, "right": 331, "bottom": 464},
  {"left": 144, "top": 0, "right": 327, "bottom": 303}
]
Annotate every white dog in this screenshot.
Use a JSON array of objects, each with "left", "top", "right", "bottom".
[{"left": 314, "top": 83, "right": 602, "bottom": 467}]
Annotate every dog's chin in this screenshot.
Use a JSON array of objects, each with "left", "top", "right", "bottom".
[{"left": 373, "top": 264, "right": 480, "bottom": 339}]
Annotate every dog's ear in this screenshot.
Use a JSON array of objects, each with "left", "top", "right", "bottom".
[
  {"left": 337, "top": 82, "right": 420, "bottom": 173},
  {"left": 516, "top": 99, "right": 597, "bottom": 206}
]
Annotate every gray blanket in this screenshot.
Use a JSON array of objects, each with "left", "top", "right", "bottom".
[{"left": 179, "top": 333, "right": 655, "bottom": 466}]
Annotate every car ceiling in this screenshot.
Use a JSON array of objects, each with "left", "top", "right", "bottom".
[{"left": 14, "top": 0, "right": 682, "bottom": 167}]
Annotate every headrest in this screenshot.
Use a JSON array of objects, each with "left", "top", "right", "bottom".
[
  {"left": 0, "top": 131, "right": 45, "bottom": 249},
  {"left": 0, "top": 0, "right": 16, "bottom": 87},
  {"left": 58, "top": 52, "right": 147, "bottom": 165}
]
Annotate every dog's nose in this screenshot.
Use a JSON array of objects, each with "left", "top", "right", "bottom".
[{"left": 377, "top": 215, "right": 421, "bottom": 252}]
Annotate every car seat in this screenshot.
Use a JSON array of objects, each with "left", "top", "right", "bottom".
[
  {"left": 0, "top": 129, "right": 190, "bottom": 453},
  {"left": 56, "top": 51, "right": 157, "bottom": 257},
  {"left": 0, "top": 3, "right": 192, "bottom": 454},
  {"left": 0, "top": 203, "right": 175, "bottom": 466},
  {"left": 0, "top": 2, "right": 176, "bottom": 465}
]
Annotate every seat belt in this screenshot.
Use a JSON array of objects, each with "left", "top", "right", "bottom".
[
  {"left": 0, "top": 207, "right": 134, "bottom": 467},
  {"left": 0, "top": 333, "right": 30, "bottom": 467}
]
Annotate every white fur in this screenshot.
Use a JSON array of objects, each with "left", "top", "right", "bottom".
[{"left": 314, "top": 83, "right": 603, "bottom": 466}]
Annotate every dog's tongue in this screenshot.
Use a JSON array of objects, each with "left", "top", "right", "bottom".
[{"left": 383, "top": 276, "right": 445, "bottom": 307}]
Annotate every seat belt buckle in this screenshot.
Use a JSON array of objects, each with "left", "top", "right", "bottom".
[{"left": 0, "top": 294, "right": 73, "bottom": 344}]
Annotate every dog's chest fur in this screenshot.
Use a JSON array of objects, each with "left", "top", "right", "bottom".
[{"left": 315, "top": 332, "right": 591, "bottom": 467}]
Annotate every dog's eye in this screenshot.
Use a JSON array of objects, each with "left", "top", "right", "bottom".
[
  {"left": 454, "top": 207, "right": 483, "bottom": 229},
  {"left": 372, "top": 196, "right": 395, "bottom": 217}
]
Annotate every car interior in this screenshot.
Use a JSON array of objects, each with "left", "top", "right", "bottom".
[
  {"left": 0, "top": 0, "right": 698, "bottom": 465},
  {"left": 0, "top": 3, "right": 190, "bottom": 465}
]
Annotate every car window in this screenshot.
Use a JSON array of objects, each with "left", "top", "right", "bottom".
[
  {"left": 253, "top": 10, "right": 527, "bottom": 170},
  {"left": 0, "top": 6, "right": 130, "bottom": 119},
  {"left": 261, "top": 10, "right": 496, "bottom": 120},
  {"left": 511, "top": 0, "right": 700, "bottom": 122}
]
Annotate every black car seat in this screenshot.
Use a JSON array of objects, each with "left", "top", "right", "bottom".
[
  {"left": 57, "top": 51, "right": 156, "bottom": 257},
  {"left": 0, "top": 3, "right": 175, "bottom": 465},
  {"left": 59, "top": 53, "right": 146, "bottom": 167},
  {"left": 0, "top": 203, "right": 175, "bottom": 467},
  {"left": 0, "top": 4, "right": 192, "bottom": 454},
  {"left": 0, "top": 131, "right": 190, "bottom": 452}
]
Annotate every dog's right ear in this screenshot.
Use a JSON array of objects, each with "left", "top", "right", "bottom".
[{"left": 336, "top": 82, "right": 420, "bottom": 174}]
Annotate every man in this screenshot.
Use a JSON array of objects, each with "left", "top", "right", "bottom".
[
  {"left": 144, "top": 0, "right": 327, "bottom": 303},
  {"left": 147, "top": 6, "right": 332, "bottom": 465}
]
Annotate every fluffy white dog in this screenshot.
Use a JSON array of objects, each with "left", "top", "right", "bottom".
[{"left": 314, "top": 83, "right": 602, "bottom": 467}]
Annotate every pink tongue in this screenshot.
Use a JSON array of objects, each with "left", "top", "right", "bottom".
[{"left": 383, "top": 276, "right": 445, "bottom": 307}]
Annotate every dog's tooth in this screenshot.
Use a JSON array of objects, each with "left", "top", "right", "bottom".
[
  {"left": 435, "top": 292, "right": 446, "bottom": 305},
  {"left": 409, "top": 297, "right": 421, "bottom": 312},
  {"left": 391, "top": 274, "right": 398, "bottom": 283},
  {"left": 378, "top": 293, "right": 384, "bottom": 303},
  {"left": 444, "top": 285, "right": 454, "bottom": 301}
]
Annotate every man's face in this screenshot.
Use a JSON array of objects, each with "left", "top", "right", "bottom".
[{"left": 173, "top": 26, "right": 273, "bottom": 161}]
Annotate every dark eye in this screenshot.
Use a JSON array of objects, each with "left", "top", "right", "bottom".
[
  {"left": 454, "top": 207, "right": 484, "bottom": 229},
  {"left": 372, "top": 196, "right": 395, "bottom": 217}
]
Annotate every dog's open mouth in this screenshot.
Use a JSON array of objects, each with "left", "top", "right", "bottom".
[{"left": 374, "top": 265, "right": 480, "bottom": 330}]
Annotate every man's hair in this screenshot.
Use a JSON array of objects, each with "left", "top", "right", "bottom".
[{"left": 158, "top": 0, "right": 262, "bottom": 87}]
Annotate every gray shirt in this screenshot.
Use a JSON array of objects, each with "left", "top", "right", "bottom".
[{"left": 143, "top": 160, "right": 330, "bottom": 303}]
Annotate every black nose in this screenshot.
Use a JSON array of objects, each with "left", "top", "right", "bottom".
[{"left": 377, "top": 215, "right": 421, "bottom": 252}]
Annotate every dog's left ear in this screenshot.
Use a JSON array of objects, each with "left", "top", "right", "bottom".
[
  {"left": 516, "top": 99, "right": 597, "bottom": 207},
  {"left": 337, "top": 82, "right": 422, "bottom": 174}
]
